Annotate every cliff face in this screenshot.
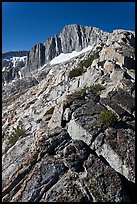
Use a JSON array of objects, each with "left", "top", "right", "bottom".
[
  {"left": 2, "top": 24, "right": 135, "bottom": 202},
  {"left": 44, "top": 35, "right": 62, "bottom": 62},
  {"left": 25, "top": 24, "right": 109, "bottom": 74},
  {"left": 26, "top": 43, "right": 45, "bottom": 70}
]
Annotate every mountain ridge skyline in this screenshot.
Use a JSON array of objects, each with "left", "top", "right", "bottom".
[
  {"left": 2, "top": 23, "right": 135, "bottom": 54},
  {"left": 2, "top": 2, "right": 135, "bottom": 53}
]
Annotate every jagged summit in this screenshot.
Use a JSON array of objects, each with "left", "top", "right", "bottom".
[{"left": 26, "top": 24, "right": 135, "bottom": 70}]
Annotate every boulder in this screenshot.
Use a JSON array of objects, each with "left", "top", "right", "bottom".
[{"left": 83, "top": 154, "right": 131, "bottom": 202}]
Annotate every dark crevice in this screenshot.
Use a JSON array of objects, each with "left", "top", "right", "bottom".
[
  {"left": 117, "top": 172, "right": 135, "bottom": 202},
  {"left": 79, "top": 194, "right": 93, "bottom": 202},
  {"left": 80, "top": 187, "right": 94, "bottom": 202},
  {"left": 89, "top": 148, "right": 98, "bottom": 157},
  {"left": 72, "top": 163, "right": 85, "bottom": 173},
  {"left": 114, "top": 119, "right": 134, "bottom": 130},
  {"left": 90, "top": 129, "right": 104, "bottom": 145},
  {"left": 98, "top": 155, "right": 110, "bottom": 166},
  {"left": 2, "top": 164, "right": 32, "bottom": 198},
  {"left": 61, "top": 119, "right": 67, "bottom": 128},
  {"left": 61, "top": 104, "right": 72, "bottom": 128}
]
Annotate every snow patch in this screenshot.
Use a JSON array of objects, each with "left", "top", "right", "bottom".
[
  {"left": 2, "top": 67, "right": 6, "bottom": 72},
  {"left": 50, "top": 46, "right": 93, "bottom": 65},
  {"left": 9, "top": 56, "right": 27, "bottom": 68},
  {"left": 10, "top": 56, "right": 27, "bottom": 61},
  {"left": 48, "top": 69, "right": 53, "bottom": 75}
]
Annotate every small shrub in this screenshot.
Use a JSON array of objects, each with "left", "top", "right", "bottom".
[
  {"left": 8, "top": 124, "right": 26, "bottom": 145},
  {"left": 82, "top": 57, "right": 93, "bottom": 68},
  {"left": 90, "top": 84, "right": 104, "bottom": 92},
  {"left": 100, "top": 110, "right": 118, "bottom": 127},
  {"left": 45, "top": 107, "right": 55, "bottom": 115},
  {"left": 81, "top": 52, "right": 99, "bottom": 69},
  {"left": 69, "top": 66, "right": 84, "bottom": 79},
  {"left": 66, "top": 87, "right": 87, "bottom": 103},
  {"left": 75, "top": 88, "right": 87, "bottom": 96},
  {"left": 93, "top": 51, "right": 100, "bottom": 59},
  {"left": 67, "top": 84, "right": 104, "bottom": 103},
  {"left": 69, "top": 52, "right": 100, "bottom": 79},
  {"left": 70, "top": 88, "right": 86, "bottom": 99}
]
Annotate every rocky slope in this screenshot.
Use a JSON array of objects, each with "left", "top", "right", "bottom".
[{"left": 2, "top": 24, "right": 135, "bottom": 202}]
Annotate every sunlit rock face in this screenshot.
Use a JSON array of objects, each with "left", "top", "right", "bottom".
[{"left": 2, "top": 24, "right": 135, "bottom": 202}]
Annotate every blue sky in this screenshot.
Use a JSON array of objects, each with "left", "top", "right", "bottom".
[{"left": 2, "top": 2, "right": 135, "bottom": 53}]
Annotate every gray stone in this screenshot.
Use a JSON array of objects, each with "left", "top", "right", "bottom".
[
  {"left": 44, "top": 35, "right": 62, "bottom": 62},
  {"left": 62, "top": 139, "right": 90, "bottom": 171},
  {"left": 2, "top": 76, "right": 39, "bottom": 100},
  {"left": 26, "top": 43, "right": 45, "bottom": 72},
  {"left": 95, "top": 127, "right": 135, "bottom": 183},
  {"left": 83, "top": 154, "right": 131, "bottom": 202},
  {"left": 41, "top": 171, "right": 93, "bottom": 202},
  {"left": 12, "top": 157, "right": 66, "bottom": 202}
]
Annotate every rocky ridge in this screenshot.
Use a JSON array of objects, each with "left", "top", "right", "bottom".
[
  {"left": 2, "top": 24, "right": 135, "bottom": 202},
  {"left": 2, "top": 50, "right": 28, "bottom": 59}
]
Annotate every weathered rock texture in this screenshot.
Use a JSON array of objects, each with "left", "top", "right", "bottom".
[
  {"left": 2, "top": 24, "right": 135, "bottom": 202},
  {"left": 26, "top": 43, "right": 45, "bottom": 71}
]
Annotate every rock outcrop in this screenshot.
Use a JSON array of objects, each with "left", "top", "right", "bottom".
[
  {"left": 2, "top": 24, "right": 135, "bottom": 202},
  {"left": 59, "top": 24, "right": 106, "bottom": 53}
]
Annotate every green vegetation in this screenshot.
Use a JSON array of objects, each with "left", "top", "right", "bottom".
[
  {"left": 80, "top": 56, "right": 93, "bottom": 68},
  {"left": 100, "top": 110, "right": 118, "bottom": 127},
  {"left": 89, "top": 84, "right": 105, "bottom": 92},
  {"left": 44, "top": 106, "right": 55, "bottom": 115},
  {"left": 8, "top": 123, "right": 26, "bottom": 146},
  {"left": 69, "top": 52, "right": 100, "bottom": 79},
  {"left": 75, "top": 87, "right": 87, "bottom": 96},
  {"left": 67, "top": 88, "right": 86, "bottom": 101},
  {"left": 74, "top": 83, "right": 104, "bottom": 96},
  {"left": 98, "top": 60, "right": 106, "bottom": 67},
  {"left": 67, "top": 84, "right": 105, "bottom": 102},
  {"left": 69, "top": 66, "right": 84, "bottom": 79},
  {"left": 80, "top": 52, "right": 99, "bottom": 69}
]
